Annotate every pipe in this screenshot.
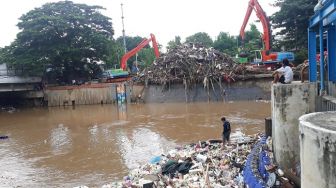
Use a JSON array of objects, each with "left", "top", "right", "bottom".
[{"left": 319, "top": 24, "right": 324, "bottom": 94}]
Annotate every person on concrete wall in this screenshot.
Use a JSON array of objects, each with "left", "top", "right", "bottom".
[
  {"left": 221, "top": 117, "right": 231, "bottom": 148},
  {"left": 272, "top": 58, "right": 294, "bottom": 84},
  {"left": 300, "top": 59, "right": 309, "bottom": 82}
]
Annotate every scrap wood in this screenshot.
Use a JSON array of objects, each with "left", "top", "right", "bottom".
[{"left": 136, "top": 43, "right": 241, "bottom": 86}]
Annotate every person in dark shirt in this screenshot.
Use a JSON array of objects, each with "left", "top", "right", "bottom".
[{"left": 221, "top": 117, "right": 231, "bottom": 147}]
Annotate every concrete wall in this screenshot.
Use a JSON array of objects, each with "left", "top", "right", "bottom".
[
  {"left": 0, "top": 63, "right": 7, "bottom": 76},
  {"left": 328, "top": 81, "right": 336, "bottom": 97},
  {"left": 142, "top": 78, "right": 273, "bottom": 103},
  {"left": 271, "top": 81, "right": 316, "bottom": 169},
  {"left": 45, "top": 83, "right": 131, "bottom": 106},
  {"left": 299, "top": 112, "right": 336, "bottom": 188},
  {"left": 45, "top": 78, "right": 273, "bottom": 106}
]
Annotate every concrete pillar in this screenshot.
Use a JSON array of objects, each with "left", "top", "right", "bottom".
[
  {"left": 271, "top": 81, "right": 316, "bottom": 169},
  {"left": 299, "top": 112, "right": 336, "bottom": 188}
]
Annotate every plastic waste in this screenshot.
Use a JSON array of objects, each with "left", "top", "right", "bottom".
[
  {"left": 196, "top": 154, "right": 207, "bottom": 163},
  {"left": 149, "top": 156, "right": 161, "bottom": 164}
]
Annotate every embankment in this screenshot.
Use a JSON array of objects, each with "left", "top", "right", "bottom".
[{"left": 45, "top": 75, "right": 273, "bottom": 107}]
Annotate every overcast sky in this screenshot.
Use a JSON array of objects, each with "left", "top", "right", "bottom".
[{"left": 0, "top": 0, "right": 278, "bottom": 48}]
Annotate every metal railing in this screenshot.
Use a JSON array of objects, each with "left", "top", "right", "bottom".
[
  {"left": 316, "top": 95, "right": 336, "bottom": 111},
  {"left": 0, "top": 68, "right": 25, "bottom": 76}
]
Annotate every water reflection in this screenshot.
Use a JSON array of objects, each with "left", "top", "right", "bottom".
[
  {"left": 50, "top": 124, "right": 72, "bottom": 155},
  {"left": 0, "top": 101, "right": 270, "bottom": 187},
  {"left": 117, "top": 103, "right": 127, "bottom": 120},
  {"left": 116, "top": 128, "right": 176, "bottom": 169}
]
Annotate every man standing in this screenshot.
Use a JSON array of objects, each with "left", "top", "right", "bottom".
[{"left": 221, "top": 117, "right": 231, "bottom": 147}]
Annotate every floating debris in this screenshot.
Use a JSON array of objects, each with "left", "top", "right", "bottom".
[
  {"left": 0, "top": 135, "right": 9, "bottom": 139},
  {"left": 1, "top": 106, "right": 16, "bottom": 113}
]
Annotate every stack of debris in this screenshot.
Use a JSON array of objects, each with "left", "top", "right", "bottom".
[
  {"left": 83, "top": 133, "right": 289, "bottom": 188},
  {"left": 137, "top": 43, "right": 245, "bottom": 86},
  {"left": 99, "top": 133, "right": 252, "bottom": 188},
  {"left": 75, "top": 133, "right": 301, "bottom": 188}
]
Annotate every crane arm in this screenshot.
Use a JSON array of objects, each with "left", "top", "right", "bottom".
[
  {"left": 240, "top": 1, "right": 254, "bottom": 40},
  {"left": 239, "top": 0, "right": 271, "bottom": 51},
  {"left": 120, "top": 33, "right": 160, "bottom": 70}
]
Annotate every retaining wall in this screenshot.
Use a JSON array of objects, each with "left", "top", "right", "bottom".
[
  {"left": 45, "top": 83, "right": 131, "bottom": 106},
  {"left": 143, "top": 78, "right": 273, "bottom": 103},
  {"left": 45, "top": 77, "right": 273, "bottom": 106},
  {"left": 271, "top": 81, "right": 316, "bottom": 169}
]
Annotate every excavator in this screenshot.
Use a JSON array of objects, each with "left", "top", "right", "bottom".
[
  {"left": 240, "top": 0, "right": 294, "bottom": 69},
  {"left": 120, "top": 33, "right": 160, "bottom": 70},
  {"left": 99, "top": 34, "right": 159, "bottom": 83}
]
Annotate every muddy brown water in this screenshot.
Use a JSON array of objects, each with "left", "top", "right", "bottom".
[{"left": 0, "top": 101, "right": 270, "bottom": 187}]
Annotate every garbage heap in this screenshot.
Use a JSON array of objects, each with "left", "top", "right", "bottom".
[
  {"left": 137, "top": 43, "right": 245, "bottom": 86},
  {"left": 92, "top": 133, "right": 298, "bottom": 188}
]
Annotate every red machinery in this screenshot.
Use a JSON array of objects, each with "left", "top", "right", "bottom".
[
  {"left": 240, "top": 0, "right": 277, "bottom": 62},
  {"left": 120, "top": 33, "right": 160, "bottom": 70}
]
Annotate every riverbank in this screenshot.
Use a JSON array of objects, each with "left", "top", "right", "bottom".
[
  {"left": 43, "top": 75, "right": 273, "bottom": 107},
  {"left": 76, "top": 133, "right": 294, "bottom": 188}
]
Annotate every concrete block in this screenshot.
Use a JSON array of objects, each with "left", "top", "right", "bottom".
[
  {"left": 300, "top": 112, "right": 336, "bottom": 188},
  {"left": 271, "top": 81, "right": 316, "bottom": 169}
]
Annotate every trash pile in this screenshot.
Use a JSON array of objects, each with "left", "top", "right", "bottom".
[
  {"left": 75, "top": 133, "right": 287, "bottom": 188},
  {"left": 137, "top": 43, "right": 245, "bottom": 86}
]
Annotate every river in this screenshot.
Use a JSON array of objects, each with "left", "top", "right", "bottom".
[{"left": 0, "top": 101, "right": 270, "bottom": 187}]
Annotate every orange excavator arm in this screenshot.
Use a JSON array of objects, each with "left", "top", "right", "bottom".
[
  {"left": 120, "top": 33, "right": 160, "bottom": 70},
  {"left": 240, "top": 0, "right": 272, "bottom": 61}
]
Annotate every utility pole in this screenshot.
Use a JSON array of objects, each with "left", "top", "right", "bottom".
[{"left": 121, "top": 3, "right": 127, "bottom": 54}]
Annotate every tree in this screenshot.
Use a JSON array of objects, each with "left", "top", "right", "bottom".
[
  {"left": 3, "top": 1, "right": 114, "bottom": 83},
  {"left": 105, "top": 41, "right": 124, "bottom": 69},
  {"left": 133, "top": 48, "right": 156, "bottom": 70},
  {"left": 116, "top": 35, "right": 153, "bottom": 69},
  {"left": 185, "top": 32, "right": 213, "bottom": 47},
  {"left": 116, "top": 36, "right": 149, "bottom": 51},
  {"left": 213, "top": 32, "right": 237, "bottom": 56},
  {"left": 167, "top": 36, "right": 182, "bottom": 50},
  {"left": 243, "top": 24, "right": 263, "bottom": 51},
  {"left": 239, "top": 24, "right": 263, "bottom": 61},
  {"left": 272, "top": 0, "right": 318, "bottom": 51}
]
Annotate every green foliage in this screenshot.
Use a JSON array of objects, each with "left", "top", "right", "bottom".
[
  {"left": 243, "top": 24, "right": 263, "bottom": 50},
  {"left": 186, "top": 32, "right": 213, "bottom": 47},
  {"left": 239, "top": 24, "right": 263, "bottom": 61},
  {"left": 105, "top": 41, "right": 124, "bottom": 69},
  {"left": 272, "top": 0, "right": 318, "bottom": 50},
  {"left": 213, "top": 32, "right": 237, "bottom": 56},
  {"left": 294, "top": 48, "right": 308, "bottom": 65},
  {"left": 116, "top": 35, "right": 153, "bottom": 68},
  {"left": 3, "top": 1, "right": 114, "bottom": 83},
  {"left": 167, "top": 36, "right": 182, "bottom": 50},
  {"left": 116, "top": 36, "right": 149, "bottom": 51},
  {"left": 137, "top": 48, "right": 156, "bottom": 67}
]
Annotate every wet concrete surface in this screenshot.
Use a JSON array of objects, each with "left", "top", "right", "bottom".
[{"left": 0, "top": 101, "right": 270, "bottom": 187}]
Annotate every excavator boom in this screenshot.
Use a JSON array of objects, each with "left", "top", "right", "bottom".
[
  {"left": 120, "top": 33, "right": 160, "bottom": 70},
  {"left": 240, "top": 0, "right": 271, "bottom": 52}
]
